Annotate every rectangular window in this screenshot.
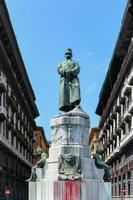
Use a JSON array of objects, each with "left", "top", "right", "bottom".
[
  {"left": 128, "top": 181, "right": 130, "bottom": 196},
  {"left": 122, "top": 174, "right": 126, "bottom": 180},
  {"left": 11, "top": 135, "right": 14, "bottom": 146},
  {"left": 118, "top": 176, "right": 121, "bottom": 181},
  {"left": 115, "top": 185, "right": 117, "bottom": 196},
  {"left": 0, "top": 93, "right": 2, "bottom": 106},
  {"left": 119, "top": 184, "right": 121, "bottom": 196},
  {"left": 127, "top": 171, "right": 131, "bottom": 179}
]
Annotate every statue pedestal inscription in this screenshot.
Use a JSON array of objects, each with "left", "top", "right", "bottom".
[{"left": 28, "top": 106, "right": 111, "bottom": 200}]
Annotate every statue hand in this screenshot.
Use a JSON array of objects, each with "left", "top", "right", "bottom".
[{"left": 65, "top": 70, "right": 73, "bottom": 79}]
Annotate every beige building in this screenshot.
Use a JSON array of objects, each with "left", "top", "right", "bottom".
[
  {"left": 88, "top": 127, "right": 101, "bottom": 156},
  {"left": 96, "top": 1, "right": 133, "bottom": 199}
]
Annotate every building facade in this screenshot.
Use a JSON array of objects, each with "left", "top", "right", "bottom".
[
  {"left": 33, "top": 127, "right": 49, "bottom": 165},
  {"left": 0, "top": 0, "right": 39, "bottom": 199},
  {"left": 96, "top": 1, "right": 133, "bottom": 199}
]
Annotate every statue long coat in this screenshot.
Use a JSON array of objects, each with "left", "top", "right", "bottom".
[{"left": 57, "top": 59, "right": 81, "bottom": 111}]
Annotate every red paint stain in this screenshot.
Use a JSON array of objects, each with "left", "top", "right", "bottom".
[
  {"left": 64, "top": 181, "right": 80, "bottom": 200},
  {"left": 54, "top": 181, "right": 81, "bottom": 200}
]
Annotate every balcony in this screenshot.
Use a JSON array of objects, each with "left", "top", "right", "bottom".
[
  {"left": 119, "top": 96, "right": 125, "bottom": 105},
  {"left": 119, "top": 116, "right": 125, "bottom": 128},
  {"left": 105, "top": 151, "right": 114, "bottom": 162},
  {"left": 111, "top": 111, "right": 117, "bottom": 119},
  {"left": 103, "top": 142, "right": 107, "bottom": 150},
  {"left": 111, "top": 132, "right": 117, "bottom": 139},
  {"left": 7, "top": 117, "right": 13, "bottom": 129},
  {"left": 106, "top": 123, "right": 110, "bottom": 129},
  {"left": 116, "top": 127, "right": 121, "bottom": 135},
  {"left": 114, "top": 105, "right": 121, "bottom": 113},
  {"left": 0, "top": 134, "right": 32, "bottom": 167},
  {"left": 7, "top": 95, "right": 17, "bottom": 112},
  {"left": 109, "top": 136, "right": 113, "bottom": 143},
  {"left": 103, "top": 125, "right": 107, "bottom": 134},
  {"left": 0, "top": 106, "right": 7, "bottom": 121},
  {"left": 16, "top": 111, "right": 21, "bottom": 119},
  {"left": 107, "top": 137, "right": 110, "bottom": 147},
  {"left": 0, "top": 76, "right": 7, "bottom": 92},
  {"left": 123, "top": 85, "right": 132, "bottom": 96},
  {"left": 120, "top": 129, "right": 133, "bottom": 148},
  {"left": 107, "top": 117, "right": 113, "bottom": 125},
  {"left": 124, "top": 110, "right": 131, "bottom": 122}
]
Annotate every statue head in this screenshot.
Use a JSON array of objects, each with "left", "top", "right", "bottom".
[
  {"left": 96, "top": 148, "right": 104, "bottom": 156},
  {"left": 36, "top": 148, "right": 44, "bottom": 156},
  {"left": 65, "top": 48, "right": 72, "bottom": 59}
]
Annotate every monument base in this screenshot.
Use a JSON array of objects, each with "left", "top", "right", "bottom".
[
  {"left": 28, "top": 107, "right": 112, "bottom": 199},
  {"left": 29, "top": 179, "right": 111, "bottom": 200}
]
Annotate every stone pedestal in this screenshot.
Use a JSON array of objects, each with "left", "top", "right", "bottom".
[
  {"left": 28, "top": 106, "right": 112, "bottom": 200},
  {"left": 29, "top": 180, "right": 111, "bottom": 200}
]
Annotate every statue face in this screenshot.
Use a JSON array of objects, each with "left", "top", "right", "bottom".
[
  {"left": 36, "top": 148, "right": 44, "bottom": 156},
  {"left": 65, "top": 53, "right": 72, "bottom": 59}
]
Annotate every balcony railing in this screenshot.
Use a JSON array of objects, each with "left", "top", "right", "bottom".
[
  {"left": 7, "top": 95, "right": 17, "bottom": 112},
  {"left": 0, "top": 134, "right": 32, "bottom": 167},
  {"left": 111, "top": 111, "right": 117, "bottom": 119},
  {"left": 105, "top": 151, "right": 114, "bottom": 162},
  {"left": 111, "top": 132, "right": 117, "bottom": 139},
  {"left": 0, "top": 106, "right": 7, "bottom": 121},
  {"left": 107, "top": 117, "right": 113, "bottom": 125},
  {"left": 119, "top": 116, "right": 125, "bottom": 128},
  {"left": 120, "top": 129, "right": 133, "bottom": 148},
  {"left": 107, "top": 137, "right": 110, "bottom": 147},
  {"left": 123, "top": 110, "right": 131, "bottom": 122},
  {"left": 103, "top": 143, "right": 107, "bottom": 150},
  {"left": 120, "top": 96, "right": 125, "bottom": 105},
  {"left": 114, "top": 105, "right": 121, "bottom": 113},
  {"left": 7, "top": 116, "right": 14, "bottom": 129},
  {"left": 123, "top": 85, "right": 132, "bottom": 96},
  {"left": 0, "top": 76, "right": 7, "bottom": 92}
]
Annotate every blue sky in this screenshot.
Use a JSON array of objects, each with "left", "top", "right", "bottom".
[{"left": 6, "top": 0, "right": 127, "bottom": 140}]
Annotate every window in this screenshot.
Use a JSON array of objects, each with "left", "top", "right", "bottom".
[
  {"left": 122, "top": 174, "right": 126, "bottom": 180},
  {"left": 119, "top": 184, "right": 121, "bottom": 196},
  {"left": 11, "top": 134, "right": 14, "bottom": 146},
  {"left": 128, "top": 181, "right": 130, "bottom": 196},
  {"left": 115, "top": 185, "right": 117, "bottom": 196},
  {"left": 127, "top": 171, "right": 131, "bottom": 179},
  {"left": 123, "top": 183, "right": 126, "bottom": 196},
  {"left": 127, "top": 120, "right": 131, "bottom": 133},
  {"left": 114, "top": 139, "right": 117, "bottom": 148},
  {"left": 3, "top": 93, "right": 6, "bottom": 107},
  {"left": 0, "top": 93, "right": 2, "bottom": 106},
  {"left": 112, "top": 185, "right": 113, "bottom": 196}
]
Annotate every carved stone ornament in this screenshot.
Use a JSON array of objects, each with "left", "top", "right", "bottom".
[{"left": 58, "top": 154, "right": 81, "bottom": 180}]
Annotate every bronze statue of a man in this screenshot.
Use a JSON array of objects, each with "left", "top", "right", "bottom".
[{"left": 57, "top": 48, "right": 81, "bottom": 112}]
